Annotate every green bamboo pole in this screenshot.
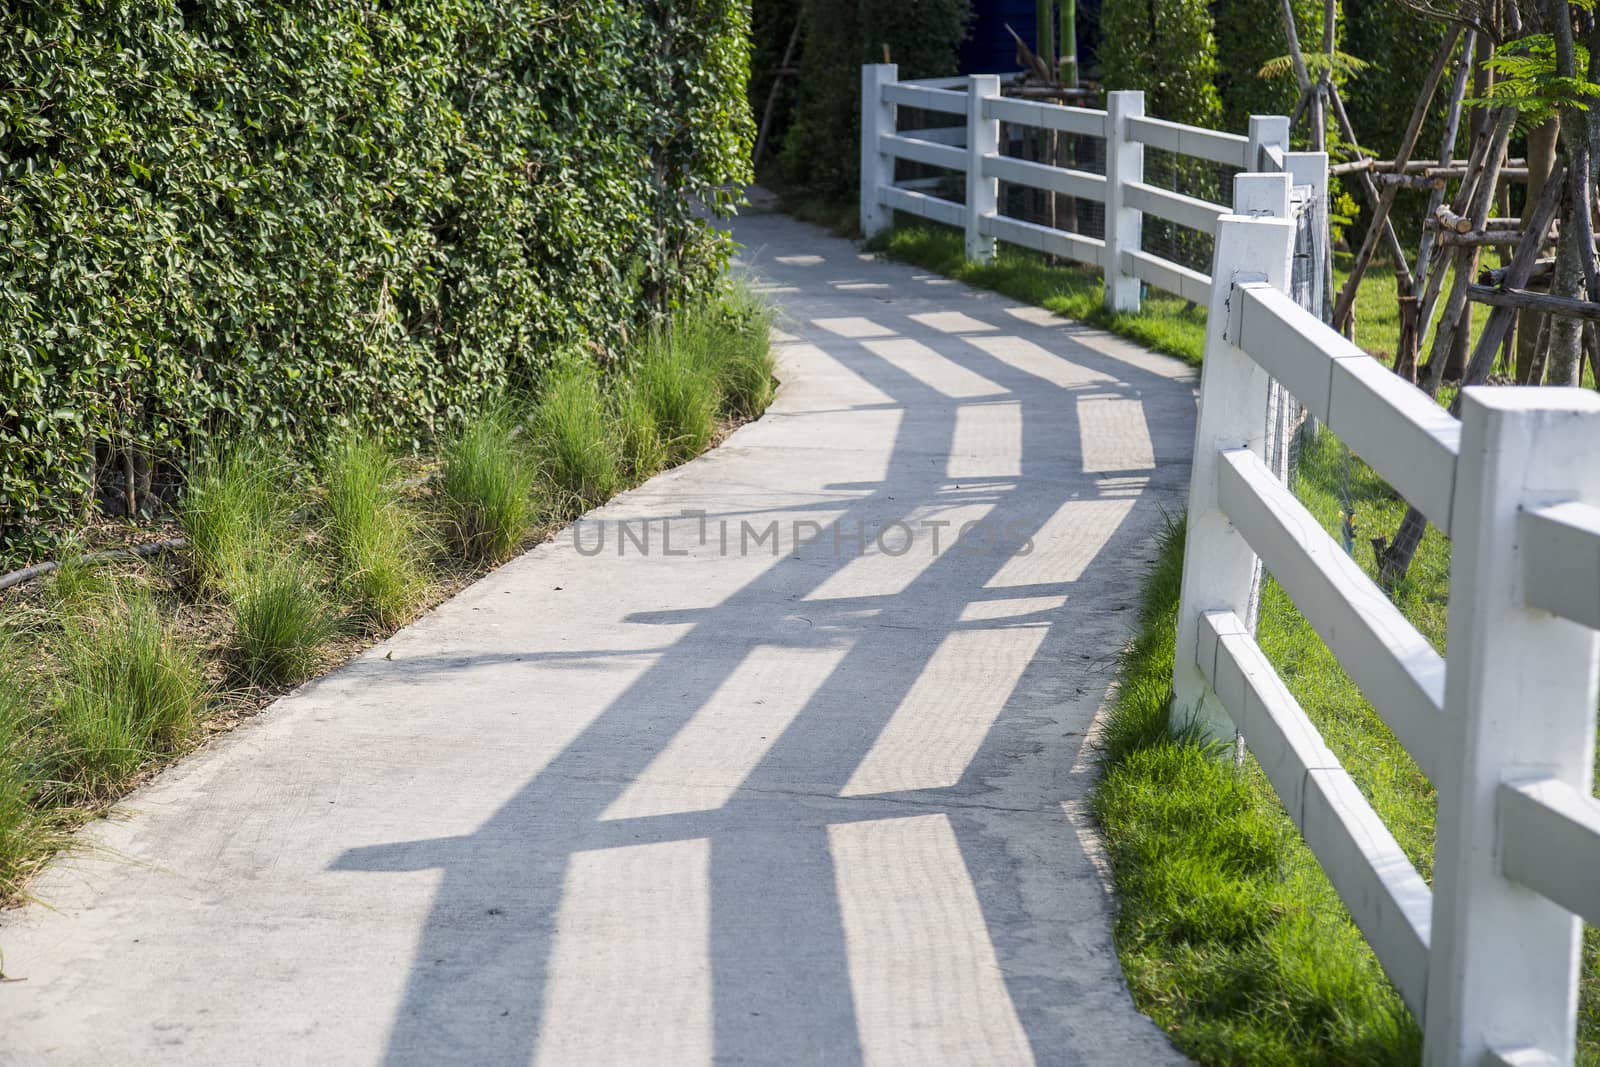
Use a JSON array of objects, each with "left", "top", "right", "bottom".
[{"left": 1059, "top": 0, "right": 1077, "bottom": 87}]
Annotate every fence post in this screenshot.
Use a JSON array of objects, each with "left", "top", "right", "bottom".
[
  {"left": 1169, "top": 208, "right": 1295, "bottom": 744},
  {"left": 1424, "top": 388, "right": 1600, "bottom": 1064},
  {"left": 1231, "top": 172, "right": 1293, "bottom": 219},
  {"left": 859, "top": 64, "right": 898, "bottom": 239},
  {"left": 964, "top": 75, "right": 1001, "bottom": 265},
  {"left": 1246, "top": 114, "right": 1290, "bottom": 172},
  {"left": 1102, "top": 90, "right": 1144, "bottom": 313},
  {"left": 1227, "top": 172, "right": 1299, "bottom": 538},
  {"left": 1284, "top": 149, "right": 1332, "bottom": 322}
]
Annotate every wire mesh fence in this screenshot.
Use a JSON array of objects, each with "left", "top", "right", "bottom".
[
  {"left": 1140, "top": 147, "right": 1237, "bottom": 280},
  {"left": 995, "top": 119, "right": 1107, "bottom": 245}
]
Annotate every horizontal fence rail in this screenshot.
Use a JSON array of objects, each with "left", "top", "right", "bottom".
[
  {"left": 860, "top": 64, "right": 1317, "bottom": 315},
  {"left": 1175, "top": 211, "right": 1600, "bottom": 1066},
  {"left": 1125, "top": 114, "right": 1251, "bottom": 169}
]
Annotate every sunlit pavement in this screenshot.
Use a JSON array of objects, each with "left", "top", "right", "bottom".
[{"left": 0, "top": 206, "right": 1195, "bottom": 1065}]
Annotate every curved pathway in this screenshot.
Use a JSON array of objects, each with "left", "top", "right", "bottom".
[{"left": 0, "top": 206, "right": 1195, "bottom": 1065}]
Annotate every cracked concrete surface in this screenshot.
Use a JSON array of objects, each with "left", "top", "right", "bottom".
[{"left": 0, "top": 207, "right": 1195, "bottom": 1065}]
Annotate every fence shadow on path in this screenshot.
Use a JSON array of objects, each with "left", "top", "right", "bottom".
[{"left": 332, "top": 212, "right": 1196, "bottom": 1066}]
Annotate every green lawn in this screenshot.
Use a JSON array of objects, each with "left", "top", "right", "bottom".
[
  {"left": 867, "top": 220, "right": 1599, "bottom": 1064},
  {"left": 1096, "top": 437, "right": 1599, "bottom": 1065}
]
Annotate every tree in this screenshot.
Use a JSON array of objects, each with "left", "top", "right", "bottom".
[
  {"left": 1215, "top": 0, "right": 1332, "bottom": 132},
  {"left": 1099, "top": 0, "right": 1222, "bottom": 126},
  {"left": 772, "top": 0, "right": 972, "bottom": 199},
  {"left": 1499, "top": 0, "right": 1600, "bottom": 384}
]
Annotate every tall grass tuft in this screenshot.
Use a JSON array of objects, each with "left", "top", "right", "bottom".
[
  {"left": 0, "top": 656, "right": 48, "bottom": 900},
  {"left": 632, "top": 319, "right": 722, "bottom": 465},
  {"left": 530, "top": 364, "right": 621, "bottom": 513},
  {"left": 179, "top": 448, "right": 287, "bottom": 590},
  {"left": 440, "top": 407, "right": 533, "bottom": 564},
  {"left": 710, "top": 285, "right": 777, "bottom": 420},
  {"left": 49, "top": 593, "right": 208, "bottom": 801},
  {"left": 232, "top": 556, "right": 331, "bottom": 688},
  {"left": 43, "top": 541, "right": 116, "bottom": 614},
  {"left": 613, "top": 386, "right": 668, "bottom": 483},
  {"left": 322, "top": 433, "right": 423, "bottom": 628}
]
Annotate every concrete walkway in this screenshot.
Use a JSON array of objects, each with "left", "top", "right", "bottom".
[{"left": 0, "top": 207, "right": 1196, "bottom": 1065}]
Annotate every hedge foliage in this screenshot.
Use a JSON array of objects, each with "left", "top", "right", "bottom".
[
  {"left": 1099, "top": 0, "right": 1221, "bottom": 128},
  {"left": 0, "top": 1, "right": 751, "bottom": 562},
  {"left": 1213, "top": 0, "right": 1333, "bottom": 133},
  {"left": 762, "top": 0, "right": 972, "bottom": 199}
]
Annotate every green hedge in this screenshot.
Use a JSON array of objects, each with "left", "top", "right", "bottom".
[
  {"left": 1098, "top": 0, "right": 1221, "bottom": 128},
  {"left": 767, "top": 0, "right": 971, "bottom": 199},
  {"left": 0, "top": 1, "right": 751, "bottom": 562},
  {"left": 1213, "top": 0, "right": 1329, "bottom": 133}
]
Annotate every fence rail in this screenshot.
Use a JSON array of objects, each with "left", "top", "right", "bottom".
[
  {"left": 1175, "top": 210, "right": 1600, "bottom": 1065},
  {"left": 858, "top": 64, "right": 1317, "bottom": 314}
]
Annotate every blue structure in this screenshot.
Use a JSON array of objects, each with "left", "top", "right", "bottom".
[{"left": 957, "top": 0, "right": 1099, "bottom": 76}]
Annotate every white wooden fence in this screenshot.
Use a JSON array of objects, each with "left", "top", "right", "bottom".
[
  {"left": 859, "top": 63, "right": 1599, "bottom": 1062},
  {"left": 1175, "top": 210, "right": 1600, "bottom": 1065},
  {"left": 857, "top": 64, "right": 1327, "bottom": 313}
]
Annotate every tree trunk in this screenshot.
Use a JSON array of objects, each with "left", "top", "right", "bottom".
[
  {"left": 1547, "top": 190, "right": 1587, "bottom": 385},
  {"left": 1544, "top": 0, "right": 1593, "bottom": 386}
]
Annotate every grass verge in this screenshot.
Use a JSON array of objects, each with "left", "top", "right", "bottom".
[
  {"left": 0, "top": 282, "right": 776, "bottom": 910},
  {"left": 866, "top": 225, "right": 1209, "bottom": 366}
]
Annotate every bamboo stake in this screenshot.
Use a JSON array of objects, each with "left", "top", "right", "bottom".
[
  {"left": 1278, "top": 0, "right": 1314, "bottom": 94},
  {"left": 1466, "top": 282, "right": 1600, "bottom": 320},
  {"left": 1059, "top": 0, "right": 1078, "bottom": 86},
  {"left": 1416, "top": 120, "right": 1495, "bottom": 348},
  {"left": 1378, "top": 158, "right": 1568, "bottom": 586},
  {"left": 1424, "top": 105, "right": 1517, "bottom": 395},
  {"left": 1330, "top": 25, "right": 1463, "bottom": 331},
  {"left": 1329, "top": 85, "right": 1413, "bottom": 284},
  {"left": 1412, "top": 30, "right": 1475, "bottom": 308},
  {"left": 1315, "top": 0, "right": 1336, "bottom": 153},
  {"left": 753, "top": 18, "right": 803, "bottom": 168},
  {"left": 1467, "top": 174, "right": 1565, "bottom": 369}
]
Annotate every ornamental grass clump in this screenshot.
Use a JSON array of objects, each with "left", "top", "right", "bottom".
[
  {"left": 440, "top": 408, "right": 533, "bottom": 564},
  {"left": 530, "top": 364, "right": 622, "bottom": 514},
  {"left": 49, "top": 592, "right": 208, "bottom": 801},
  {"left": 321, "top": 434, "right": 424, "bottom": 629},
  {"left": 612, "top": 386, "right": 668, "bottom": 483},
  {"left": 179, "top": 448, "right": 288, "bottom": 592},
  {"left": 232, "top": 555, "right": 332, "bottom": 688},
  {"left": 632, "top": 320, "right": 722, "bottom": 465},
  {"left": 710, "top": 285, "right": 776, "bottom": 420},
  {"left": 0, "top": 658, "right": 49, "bottom": 901}
]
